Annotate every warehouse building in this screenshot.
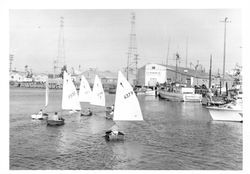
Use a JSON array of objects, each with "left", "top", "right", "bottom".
[{"left": 137, "top": 63, "right": 214, "bottom": 87}]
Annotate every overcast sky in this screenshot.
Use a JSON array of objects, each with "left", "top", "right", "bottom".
[{"left": 9, "top": 9, "right": 241, "bottom": 74}]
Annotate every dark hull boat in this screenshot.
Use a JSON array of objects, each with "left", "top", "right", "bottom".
[
  {"left": 80, "top": 112, "right": 92, "bottom": 116},
  {"left": 47, "top": 118, "right": 65, "bottom": 126},
  {"left": 104, "top": 130, "right": 125, "bottom": 141}
]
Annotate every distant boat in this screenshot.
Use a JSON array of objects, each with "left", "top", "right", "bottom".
[
  {"left": 90, "top": 75, "right": 105, "bottom": 107},
  {"left": 207, "top": 95, "right": 243, "bottom": 122},
  {"left": 79, "top": 74, "right": 92, "bottom": 103},
  {"left": 104, "top": 71, "right": 144, "bottom": 141},
  {"left": 31, "top": 77, "right": 49, "bottom": 120},
  {"left": 159, "top": 86, "right": 202, "bottom": 102}
]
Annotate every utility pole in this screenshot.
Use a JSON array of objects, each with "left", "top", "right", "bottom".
[{"left": 220, "top": 17, "right": 230, "bottom": 87}]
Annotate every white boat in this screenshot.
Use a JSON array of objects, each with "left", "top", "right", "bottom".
[
  {"left": 104, "top": 71, "right": 144, "bottom": 141},
  {"left": 90, "top": 75, "right": 105, "bottom": 107},
  {"left": 145, "top": 88, "right": 156, "bottom": 96},
  {"left": 159, "top": 87, "right": 202, "bottom": 102},
  {"left": 207, "top": 99, "right": 243, "bottom": 122},
  {"left": 79, "top": 74, "right": 92, "bottom": 103},
  {"left": 31, "top": 77, "right": 49, "bottom": 120}
]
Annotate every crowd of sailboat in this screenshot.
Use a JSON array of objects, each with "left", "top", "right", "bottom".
[{"left": 30, "top": 70, "right": 144, "bottom": 141}]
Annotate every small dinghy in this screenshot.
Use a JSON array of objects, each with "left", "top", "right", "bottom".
[
  {"left": 104, "top": 71, "right": 144, "bottom": 141},
  {"left": 104, "top": 130, "right": 124, "bottom": 141},
  {"left": 80, "top": 111, "right": 92, "bottom": 116},
  {"left": 31, "top": 78, "right": 49, "bottom": 120},
  {"left": 31, "top": 113, "right": 48, "bottom": 120},
  {"left": 47, "top": 118, "right": 65, "bottom": 126}
]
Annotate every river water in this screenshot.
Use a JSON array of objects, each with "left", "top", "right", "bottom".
[{"left": 9, "top": 88, "right": 242, "bottom": 170}]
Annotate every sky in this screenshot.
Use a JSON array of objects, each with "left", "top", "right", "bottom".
[{"left": 9, "top": 9, "right": 242, "bottom": 74}]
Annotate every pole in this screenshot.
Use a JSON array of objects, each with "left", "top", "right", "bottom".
[
  {"left": 209, "top": 54, "right": 212, "bottom": 88},
  {"left": 166, "top": 38, "right": 170, "bottom": 82},
  {"left": 175, "top": 53, "right": 179, "bottom": 82},
  {"left": 221, "top": 17, "right": 230, "bottom": 87},
  {"left": 185, "top": 37, "right": 188, "bottom": 68}
]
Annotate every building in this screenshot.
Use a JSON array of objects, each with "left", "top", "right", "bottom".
[{"left": 137, "top": 63, "right": 225, "bottom": 87}]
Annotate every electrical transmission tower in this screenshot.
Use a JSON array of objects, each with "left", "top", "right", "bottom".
[
  {"left": 126, "top": 12, "right": 138, "bottom": 82},
  {"left": 9, "top": 54, "right": 14, "bottom": 72},
  {"left": 53, "top": 16, "right": 66, "bottom": 77}
]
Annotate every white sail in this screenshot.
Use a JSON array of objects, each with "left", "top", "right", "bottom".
[
  {"left": 62, "top": 71, "right": 81, "bottom": 110},
  {"left": 113, "top": 71, "right": 143, "bottom": 121},
  {"left": 45, "top": 77, "right": 49, "bottom": 107},
  {"left": 90, "top": 75, "right": 105, "bottom": 106},
  {"left": 79, "top": 75, "right": 92, "bottom": 102}
]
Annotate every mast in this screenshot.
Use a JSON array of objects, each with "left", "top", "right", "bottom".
[
  {"left": 175, "top": 53, "right": 180, "bottom": 82},
  {"left": 166, "top": 38, "right": 171, "bottom": 82},
  {"left": 185, "top": 37, "right": 188, "bottom": 68},
  {"left": 209, "top": 54, "right": 212, "bottom": 88},
  {"left": 220, "top": 17, "right": 230, "bottom": 87}
]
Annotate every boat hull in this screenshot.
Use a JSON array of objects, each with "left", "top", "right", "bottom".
[
  {"left": 104, "top": 131, "right": 125, "bottom": 141},
  {"left": 159, "top": 90, "right": 201, "bottom": 102},
  {"left": 80, "top": 112, "right": 92, "bottom": 116},
  {"left": 31, "top": 113, "right": 48, "bottom": 120},
  {"left": 47, "top": 119, "right": 65, "bottom": 126},
  {"left": 145, "top": 90, "right": 156, "bottom": 96},
  {"left": 207, "top": 107, "right": 243, "bottom": 122}
]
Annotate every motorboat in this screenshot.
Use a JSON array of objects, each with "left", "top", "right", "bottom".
[{"left": 159, "top": 87, "right": 202, "bottom": 102}]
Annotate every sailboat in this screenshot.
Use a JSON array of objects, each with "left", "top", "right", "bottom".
[
  {"left": 31, "top": 77, "right": 49, "bottom": 120},
  {"left": 47, "top": 71, "right": 81, "bottom": 126},
  {"left": 104, "top": 71, "right": 144, "bottom": 141},
  {"left": 62, "top": 71, "right": 81, "bottom": 114},
  {"left": 90, "top": 75, "right": 105, "bottom": 107},
  {"left": 79, "top": 74, "right": 93, "bottom": 116}
]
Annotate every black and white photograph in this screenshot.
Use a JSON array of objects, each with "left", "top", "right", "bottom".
[{"left": 6, "top": 4, "right": 247, "bottom": 172}]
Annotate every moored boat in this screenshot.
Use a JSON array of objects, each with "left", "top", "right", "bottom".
[
  {"left": 207, "top": 98, "right": 243, "bottom": 122},
  {"left": 159, "top": 87, "right": 202, "bottom": 102}
]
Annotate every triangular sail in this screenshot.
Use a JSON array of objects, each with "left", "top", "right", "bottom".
[
  {"left": 79, "top": 75, "right": 92, "bottom": 102},
  {"left": 90, "top": 75, "right": 105, "bottom": 106},
  {"left": 113, "top": 71, "right": 143, "bottom": 121},
  {"left": 45, "top": 77, "right": 49, "bottom": 107},
  {"left": 62, "top": 71, "right": 81, "bottom": 110}
]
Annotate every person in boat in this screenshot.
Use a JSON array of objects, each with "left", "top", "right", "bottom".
[
  {"left": 38, "top": 109, "right": 43, "bottom": 115},
  {"left": 53, "top": 112, "right": 59, "bottom": 121},
  {"left": 86, "top": 108, "right": 92, "bottom": 115},
  {"left": 110, "top": 104, "right": 114, "bottom": 115}
]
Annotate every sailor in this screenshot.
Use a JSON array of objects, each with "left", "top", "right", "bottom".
[
  {"left": 110, "top": 104, "right": 115, "bottom": 115},
  {"left": 53, "top": 112, "right": 59, "bottom": 121},
  {"left": 87, "top": 108, "right": 92, "bottom": 115},
  {"left": 38, "top": 109, "right": 43, "bottom": 115}
]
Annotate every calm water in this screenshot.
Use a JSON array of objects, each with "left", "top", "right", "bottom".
[{"left": 9, "top": 88, "right": 242, "bottom": 170}]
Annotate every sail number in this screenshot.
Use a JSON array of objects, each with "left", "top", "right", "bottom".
[
  {"left": 124, "top": 91, "right": 134, "bottom": 99},
  {"left": 68, "top": 91, "right": 76, "bottom": 99}
]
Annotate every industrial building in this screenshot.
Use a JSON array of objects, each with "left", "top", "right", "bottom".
[{"left": 136, "top": 63, "right": 231, "bottom": 87}]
